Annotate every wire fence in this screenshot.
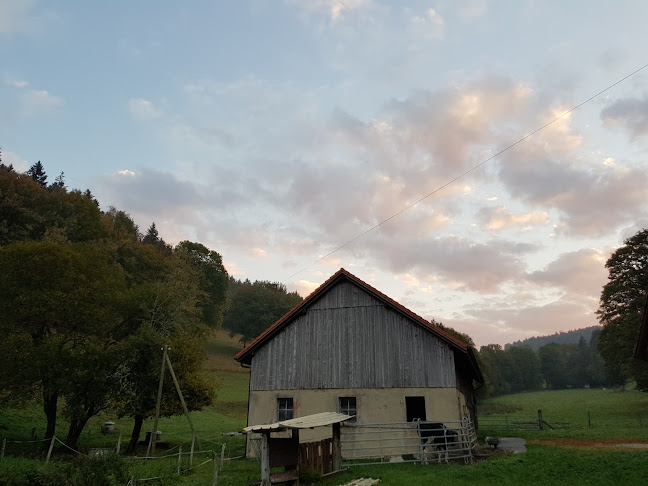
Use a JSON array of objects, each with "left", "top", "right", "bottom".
[
  {"left": 340, "top": 419, "right": 477, "bottom": 467},
  {"left": 0, "top": 433, "right": 243, "bottom": 486}
]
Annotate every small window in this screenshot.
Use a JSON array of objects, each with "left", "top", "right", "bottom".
[
  {"left": 339, "top": 397, "right": 357, "bottom": 422},
  {"left": 277, "top": 398, "right": 293, "bottom": 421}
]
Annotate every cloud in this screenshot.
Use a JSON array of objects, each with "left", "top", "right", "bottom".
[
  {"left": 529, "top": 248, "right": 608, "bottom": 297},
  {"left": 478, "top": 205, "right": 549, "bottom": 230},
  {"left": 368, "top": 234, "right": 534, "bottom": 293},
  {"left": 128, "top": 98, "right": 161, "bottom": 119},
  {"left": 294, "top": 279, "right": 320, "bottom": 296},
  {"left": 22, "top": 89, "right": 63, "bottom": 113},
  {"left": 450, "top": 296, "right": 598, "bottom": 347},
  {"left": 224, "top": 260, "right": 245, "bottom": 276},
  {"left": 248, "top": 248, "right": 268, "bottom": 258},
  {"left": 411, "top": 8, "right": 445, "bottom": 39},
  {"left": 1, "top": 150, "right": 29, "bottom": 171},
  {"left": 5, "top": 78, "right": 29, "bottom": 88},
  {"left": 0, "top": 0, "right": 57, "bottom": 35},
  {"left": 499, "top": 149, "right": 648, "bottom": 236},
  {"left": 601, "top": 96, "right": 648, "bottom": 140},
  {"left": 0, "top": 0, "right": 34, "bottom": 33},
  {"left": 286, "top": 0, "right": 368, "bottom": 20},
  {"left": 395, "top": 273, "right": 420, "bottom": 288}
]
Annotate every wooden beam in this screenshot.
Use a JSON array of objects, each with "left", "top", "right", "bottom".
[
  {"left": 260, "top": 432, "right": 270, "bottom": 486},
  {"left": 332, "top": 423, "right": 341, "bottom": 472}
]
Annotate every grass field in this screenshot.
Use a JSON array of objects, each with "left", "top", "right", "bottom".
[{"left": 2, "top": 332, "right": 648, "bottom": 485}]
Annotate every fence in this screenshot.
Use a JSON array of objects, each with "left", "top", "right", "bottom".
[
  {"left": 0, "top": 434, "right": 242, "bottom": 486},
  {"left": 340, "top": 419, "right": 476, "bottom": 467},
  {"left": 478, "top": 410, "right": 569, "bottom": 431}
]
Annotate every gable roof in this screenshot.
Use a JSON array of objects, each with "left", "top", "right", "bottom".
[{"left": 235, "top": 268, "right": 482, "bottom": 382}]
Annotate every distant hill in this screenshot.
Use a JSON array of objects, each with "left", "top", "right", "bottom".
[{"left": 505, "top": 326, "right": 602, "bottom": 350}]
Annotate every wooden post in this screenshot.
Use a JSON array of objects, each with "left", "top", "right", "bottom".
[
  {"left": 45, "top": 435, "right": 55, "bottom": 463},
  {"left": 164, "top": 352, "right": 197, "bottom": 442},
  {"left": 538, "top": 410, "right": 544, "bottom": 430},
  {"left": 177, "top": 445, "right": 182, "bottom": 475},
  {"left": 260, "top": 432, "right": 270, "bottom": 486},
  {"left": 116, "top": 434, "right": 122, "bottom": 454},
  {"left": 588, "top": 411, "right": 592, "bottom": 428},
  {"left": 220, "top": 442, "right": 226, "bottom": 471},
  {"left": 1, "top": 438, "right": 6, "bottom": 459},
  {"left": 189, "top": 435, "right": 195, "bottom": 467},
  {"left": 148, "top": 346, "right": 168, "bottom": 458},
  {"left": 212, "top": 452, "right": 219, "bottom": 486},
  {"left": 332, "top": 423, "right": 341, "bottom": 472}
]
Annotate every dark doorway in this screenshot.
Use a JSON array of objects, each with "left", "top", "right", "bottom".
[{"left": 405, "top": 396, "right": 426, "bottom": 422}]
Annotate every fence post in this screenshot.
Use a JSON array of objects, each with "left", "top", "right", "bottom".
[
  {"left": 537, "top": 410, "right": 544, "bottom": 431},
  {"left": 116, "top": 434, "right": 121, "bottom": 454},
  {"left": 1, "top": 438, "right": 5, "bottom": 459},
  {"left": 220, "top": 442, "right": 226, "bottom": 471},
  {"left": 45, "top": 435, "right": 55, "bottom": 463},
  {"left": 189, "top": 435, "right": 196, "bottom": 467},
  {"left": 177, "top": 445, "right": 183, "bottom": 475},
  {"left": 588, "top": 411, "right": 592, "bottom": 428},
  {"left": 212, "top": 452, "right": 219, "bottom": 486}
]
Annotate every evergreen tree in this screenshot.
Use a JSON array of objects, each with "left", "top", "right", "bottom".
[
  {"left": 50, "top": 171, "right": 65, "bottom": 190},
  {"left": 27, "top": 161, "right": 47, "bottom": 187},
  {"left": 143, "top": 222, "right": 160, "bottom": 246}
]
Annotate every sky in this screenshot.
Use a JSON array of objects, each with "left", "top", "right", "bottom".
[{"left": 2, "top": 0, "right": 648, "bottom": 347}]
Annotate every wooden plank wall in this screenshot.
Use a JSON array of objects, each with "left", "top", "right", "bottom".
[
  {"left": 299, "top": 438, "right": 332, "bottom": 474},
  {"left": 250, "top": 280, "right": 456, "bottom": 391}
]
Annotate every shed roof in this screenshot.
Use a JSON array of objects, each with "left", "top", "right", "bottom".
[{"left": 243, "top": 412, "right": 353, "bottom": 433}]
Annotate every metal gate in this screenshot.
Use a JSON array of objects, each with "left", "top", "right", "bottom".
[{"left": 341, "top": 419, "right": 476, "bottom": 466}]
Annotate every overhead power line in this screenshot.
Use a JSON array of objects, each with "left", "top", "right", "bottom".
[{"left": 284, "top": 62, "right": 648, "bottom": 282}]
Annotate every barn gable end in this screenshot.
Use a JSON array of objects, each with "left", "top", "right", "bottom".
[{"left": 249, "top": 278, "right": 457, "bottom": 391}]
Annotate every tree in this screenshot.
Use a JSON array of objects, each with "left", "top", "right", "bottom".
[
  {"left": 142, "top": 222, "right": 161, "bottom": 246},
  {"left": 223, "top": 279, "right": 302, "bottom": 345},
  {"left": 598, "top": 228, "right": 648, "bottom": 390},
  {"left": 0, "top": 241, "right": 127, "bottom": 444},
  {"left": 27, "top": 161, "right": 47, "bottom": 187},
  {"left": 175, "top": 241, "right": 229, "bottom": 328},
  {"left": 50, "top": 171, "right": 65, "bottom": 190}
]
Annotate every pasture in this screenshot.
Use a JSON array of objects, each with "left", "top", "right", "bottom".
[{"left": 1, "top": 331, "right": 648, "bottom": 485}]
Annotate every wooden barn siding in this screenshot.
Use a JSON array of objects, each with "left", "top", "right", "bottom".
[{"left": 250, "top": 280, "right": 456, "bottom": 391}]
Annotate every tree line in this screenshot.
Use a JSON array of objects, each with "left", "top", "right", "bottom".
[{"left": 476, "top": 331, "right": 620, "bottom": 398}]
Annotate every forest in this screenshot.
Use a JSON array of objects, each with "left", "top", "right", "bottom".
[{"left": 0, "top": 157, "right": 299, "bottom": 452}]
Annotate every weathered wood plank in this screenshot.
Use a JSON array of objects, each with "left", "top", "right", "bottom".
[{"left": 250, "top": 280, "right": 456, "bottom": 391}]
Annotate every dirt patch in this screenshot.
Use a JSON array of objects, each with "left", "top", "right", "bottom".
[{"left": 527, "top": 438, "right": 648, "bottom": 450}]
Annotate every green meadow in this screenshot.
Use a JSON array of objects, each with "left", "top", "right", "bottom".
[{"left": 2, "top": 331, "right": 648, "bottom": 485}]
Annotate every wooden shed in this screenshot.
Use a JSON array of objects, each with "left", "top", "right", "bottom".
[{"left": 236, "top": 268, "right": 483, "bottom": 456}]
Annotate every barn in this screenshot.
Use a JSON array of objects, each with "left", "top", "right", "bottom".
[{"left": 235, "top": 268, "right": 483, "bottom": 456}]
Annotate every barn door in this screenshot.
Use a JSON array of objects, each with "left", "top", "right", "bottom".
[{"left": 405, "top": 396, "right": 426, "bottom": 422}]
